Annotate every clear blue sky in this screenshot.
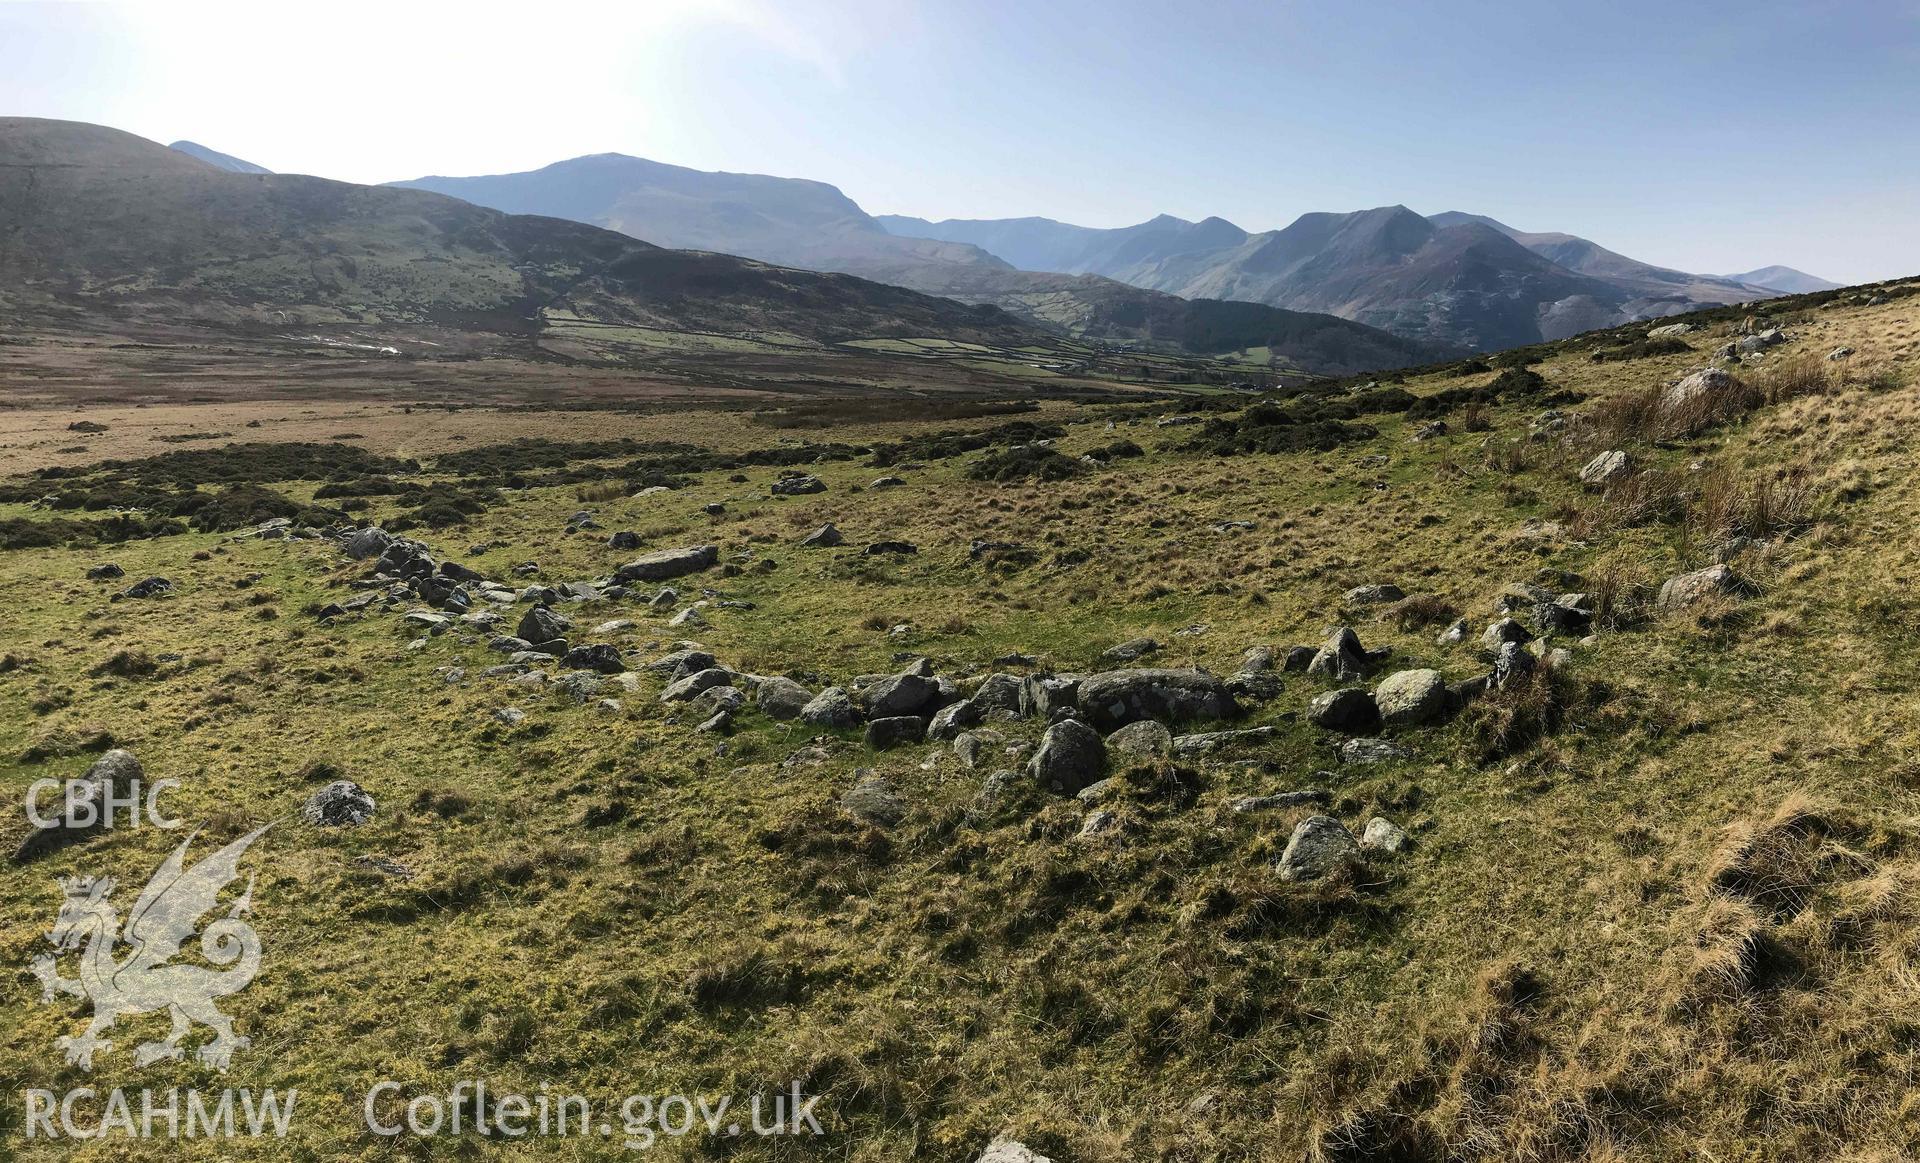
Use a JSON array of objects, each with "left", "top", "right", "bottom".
[{"left": 4, "top": 0, "right": 1917, "bottom": 283}]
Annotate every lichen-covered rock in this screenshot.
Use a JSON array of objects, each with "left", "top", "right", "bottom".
[
  {"left": 613, "top": 545, "right": 718, "bottom": 583},
  {"left": 1373, "top": 668, "right": 1449, "bottom": 727},
  {"left": 1656, "top": 563, "right": 1746, "bottom": 613},
  {"left": 1276, "top": 815, "right": 1360, "bottom": 880},
  {"left": 800, "top": 686, "right": 862, "bottom": 729},
  {"left": 1028, "top": 718, "right": 1108, "bottom": 794},
  {"left": 302, "top": 780, "right": 375, "bottom": 827},
  {"left": 1075, "top": 668, "right": 1237, "bottom": 732},
  {"left": 1106, "top": 719, "right": 1173, "bottom": 760},
  {"left": 755, "top": 676, "right": 814, "bottom": 720}
]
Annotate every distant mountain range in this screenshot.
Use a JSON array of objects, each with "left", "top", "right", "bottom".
[
  {"left": 0, "top": 119, "right": 1032, "bottom": 350},
  {"left": 168, "top": 139, "right": 272, "bottom": 174},
  {"left": 392, "top": 152, "right": 1832, "bottom": 353},
  {"left": 1715, "top": 265, "right": 1841, "bottom": 295},
  {"left": 886, "top": 209, "right": 1833, "bottom": 351},
  {"left": 394, "top": 155, "right": 1456, "bottom": 370}
]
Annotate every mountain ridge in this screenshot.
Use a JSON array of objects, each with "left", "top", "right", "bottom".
[{"left": 390, "top": 153, "right": 1455, "bottom": 369}]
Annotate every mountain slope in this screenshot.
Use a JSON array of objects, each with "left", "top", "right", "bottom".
[
  {"left": 168, "top": 139, "right": 272, "bottom": 174},
  {"left": 0, "top": 119, "right": 1032, "bottom": 347},
  {"left": 393, "top": 154, "right": 1013, "bottom": 285},
  {"left": 1425, "top": 210, "right": 1773, "bottom": 303},
  {"left": 1719, "top": 264, "right": 1842, "bottom": 294},
  {"left": 393, "top": 155, "right": 1452, "bottom": 369},
  {"left": 887, "top": 208, "right": 1784, "bottom": 350}
]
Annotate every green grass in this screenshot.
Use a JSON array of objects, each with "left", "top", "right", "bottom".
[{"left": 2, "top": 298, "right": 1919, "bottom": 1160}]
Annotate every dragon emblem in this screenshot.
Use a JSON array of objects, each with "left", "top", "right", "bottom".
[{"left": 31, "top": 825, "right": 270, "bottom": 1072}]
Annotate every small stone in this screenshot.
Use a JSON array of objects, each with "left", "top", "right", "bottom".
[
  {"left": 1106, "top": 719, "right": 1173, "bottom": 760},
  {"left": 1373, "top": 668, "right": 1449, "bottom": 727},
  {"left": 800, "top": 686, "right": 863, "bottom": 729},
  {"left": 1276, "top": 815, "right": 1360, "bottom": 880},
  {"left": 1579, "top": 450, "right": 1630, "bottom": 487},
  {"left": 1361, "top": 816, "right": 1410, "bottom": 854},
  {"left": 302, "top": 780, "right": 375, "bottom": 827},
  {"left": 842, "top": 775, "right": 906, "bottom": 826},
  {"left": 1228, "top": 789, "right": 1330, "bottom": 812},
  {"left": 1344, "top": 583, "right": 1404, "bottom": 604},
  {"left": 1307, "top": 688, "right": 1381, "bottom": 735},
  {"left": 1340, "top": 737, "right": 1411, "bottom": 765},
  {"left": 1028, "top": 718, "right": 1108, "bottom": 794},
  {"left": 865, "top": 716, "right": 927, "bottom": 750},
  {"left": 756, "top": 676, "right": 814, "bottom": 719},
  {"left": 1656, "top": 563, "right": 1747, "bottom": 613},
  {"left": 1101, "top": 637, "right": 1161, "bottom": 663},
  {"left": 800, "top": 523, "right": 843, "bottom": 548}
]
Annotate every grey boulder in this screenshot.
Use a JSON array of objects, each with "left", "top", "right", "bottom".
[
  {"left": 1276, "top": 815, "right": 1360, "bottom": 881},
  {"left": 1075, "top": 668, "right": 1237, "bottom": 732},
  {"left": 1028, "top": 718, "right": 1108, "bottom": 794},
  {"left": 613, "top": 545, "right": 718, "bottom": 583}
]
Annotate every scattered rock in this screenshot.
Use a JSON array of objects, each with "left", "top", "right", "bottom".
[
  {"left": 870, "top": 475, "right": 905, "bottom": 488},
  {"left": 1373, "top": 669, "right": 1449, "bottom": 727},
  {"left": 1172, "top": 726, "right": 1277, "bottom": 756},
  {"left": 1579, "top": 450, "right": 1631, "bottom": 487},
  {"left": 122, "top": 577, "right": 174, "bottom": 599},
  {"left": 1276, "top": 815, "right": 1360, "bottom": 881},
  {"left": 302, "top": 780, "right": 375, "bottom": 827},
  {"left": 863, "top": 671, "right": 940, "bottom": 717},
  {"left": 800, "top": 686, "right": 863, "bottom": 729},
  {"left": 841, "top": 775, "right": 905, "bottom": 826},
  {"left": 1361, "top": 817, "right": 1410, "bottom": 854},
  {"left": 1101, "top": 637, "right": 1160, "bottom": 663},
  {"left": 1481, "top": 618, "right": 1532, "bottom": 650},
  {"left": 608, "top": 531, "right": 642, "bottom": 551},
  {"left": 756, "top": 676, "right": 814, "bottom": 719},
  {"left": 1307, "top": 688, "right": 1381, "bottom": 735},
  {"left": 1028, "top": 718, "right": 1108, "bottom": 794},
  {"left": 613, "top": 545, "right": 718, "bottom": 583},
  {"left": 516, "top": 605, "right": 572, "bottom": 644},
  {"left": 974, "top": 1137, "right": 1054, "bottom": 1163},
  {"left": 86, "top": 563, "right": 124, "bottom": 580},
  {"left": 1827, "top": 346, "right": 1855, "bottom": 361},
  {"left": 865, "top": 716, "right": 927, "bottom": 750},
  {"left": 490, "top": 707, "right": 526, "bottom": 726},
  {"left": 1077, "top": 810, "right": 1120, "bottom": 840},
  {"left": 1076, "top": 668, "right": 1238, "bottom": 732},
  {"left": 1106, "top": 719, "right": 1173, "bottom": 760},
  {"left": 800, "top": 523, "right": 843, "bottom": 548},
  {"left": 1340, "top": 737, "right": 1411, "bottom": 765},
  {"left": 660, "top": 667, "right": 741, "bottom": 702},
  {"left": 562, "top": 644, "right": 626, "bottom": 674},
  {"left": 1229, "top": 789, "right": 1331, "bottom": 812},
  {"left": 770, "top": 474, "right": 826, "bottom": 496},
  {"left": 11, "top": 750, "right": 142, "bottom": 862},
  {"left": 343, "top": 527, "right": 393, "bottom": 560},
  {"left": 927, "top": 698, "right": 983, "bottom": 740},
  {"left": 1435, "top": 618, "right": 1470, "bottom": 645},
  {"left": 1306, "top": 627, "right": 1372, "bottom": 682},
  {"left": 1656, "top": 563, "right": 1747, "bottom": 613},
  {"left": 1344, "top": 583, "right": 1404, "bottom": 604},
  {"left": 1661, "top": 367, "right": 1738, "bottom": 411},
  {"left": 1492, "top": 642, "right": 1536, "bottom": 689}
]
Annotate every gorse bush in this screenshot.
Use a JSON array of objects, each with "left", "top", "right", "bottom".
[{"left": 967, "top": 445, "right": 1084, "bottom": 482}]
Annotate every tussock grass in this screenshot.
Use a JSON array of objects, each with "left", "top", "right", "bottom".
[{"left": 0, "top": 293, "right": 1917, "bottom": 1160}]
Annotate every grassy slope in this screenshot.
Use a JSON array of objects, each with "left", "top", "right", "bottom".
[{"left": 0, "top": 291, "right": 1918, "bottom": 1160}]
